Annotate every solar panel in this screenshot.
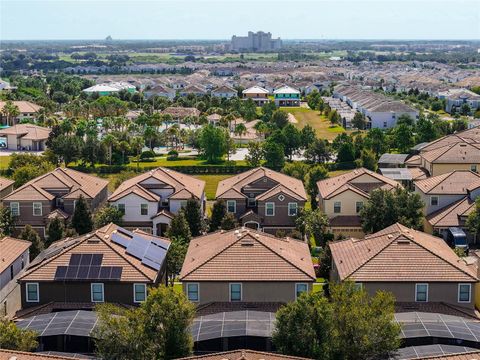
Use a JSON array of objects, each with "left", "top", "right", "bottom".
[
  {"left": 65, "top": 266, "right": 79, "bottom": 279},
  {"left": 92, "top": 254, "right": 103, "bottom": 265},
  {"left": 110, "top": 267, "right": 122, "bottom": 280},
  {"left": 99, "top": 266, "right": 112, "bottom": 279},
  {"left": 87, "top": 266, "right": 100, "bottom": 279},
  {"left": 77, "top": 266, "right": 90, "bottom": 279},
  {"left": 126, "top": 235, "right": 149, "bottom": 260},
  {"left": 142, "top": 242, "right": 167, "bottom": 270},
  {"left": 80, "top": 254, "right": 93, "bottom": 266},
  {"left": 69, "top": 254, "right": 81, "bottom": 265},
  {"left": 54, "top": 266, "right": 68, "bottom": 280},
  {"left": 111, "top": 232, "right": 130, "bottom": 248}
]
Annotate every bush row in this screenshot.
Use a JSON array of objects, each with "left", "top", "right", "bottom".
[{"left": 69, "top": 164, "right": 253, "bottom": 175}]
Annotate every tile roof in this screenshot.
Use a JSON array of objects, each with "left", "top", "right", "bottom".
[
  {"left": 0, "top": 101, "right": 42, "bottom": 113},
  {"left": 242, "top": 86, "right": 269, "bottom": 94},
  {"left": 0, "top": 124, "right": 50, "bottom": 141},
  {"left": 179, "top": 228, "right": 315, "bottom": 282},
  {"left": 419, "top": 127, "right": 480, "bottom": 153},
  {"left": 162, "top": 106, "right": 201, "bottom": 118},
  {"left": 413, "top": 351, "right": 480, "bottom": 360},
  {"left": 0, "top": 175, "right": 14, "bottom": 192},
  {"left": 215, "top": 167, "right": 306, "bottom": 200},
  {"left": 177, "top": 350, "right": 311, "bottom": 360},
  {"left": 19, "top": 223, "right": 169, "bottom": 283},
  {"left": 109, "top": 167, "right": 205, "bottom": 201},
  {"left": 426, "top": 196, "right": 475, "bottom": 228},
  {"left": 273, "top": 85, "right": 300, "bottom": 94},
  {"left": 317, "top": 167, "right": 401, "bottom": 200},
  {"left": 0, "top": 236, "right": 30, "bottom": 273},
  {"left": 329, "top": 223, "right": 478, "bottom": 282},
  {"left": 414, "top": 171, "right": 480, "bottom": 195},
  {"left": 421, "top": 143, "right": 480, "bottom": 164},
  {"left": 0, "top": 350, "right": 81, "bottom": 360}
]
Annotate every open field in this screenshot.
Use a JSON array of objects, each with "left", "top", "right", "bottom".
[
  {"left": 287, "top": 108, "right": 352, "bottom": 141},
  {"left": 194, "top": 174, "right": 231, "bottom": 200},
  {"left": 0, "top": 155, "right": 11, "bottom": 170}
]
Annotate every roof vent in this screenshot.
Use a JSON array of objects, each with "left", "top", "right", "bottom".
[
  {"left": 387, "top": 234, "right": 393, "bottom": 239},
  {"left": 240, "top": 238, "right": 254, "bottom": 246},
  {"left": 397, "top": 239, "right": 411, "bottom": 245}
]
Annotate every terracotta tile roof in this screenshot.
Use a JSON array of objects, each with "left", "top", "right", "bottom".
[
  {"left": 405, "top": 155, "right": 422, "bottom": 166},
  {"left": 0, "top": 176, "right": 14, "bottom": 192},
  {"left": 412, "top": 351, "right": 480, "bottom": 360},
  {"left": 408, "top": 167, "right": 428, "bottom": 180},
  {"left": 19, "top": 223, "right": 169, "bottom": 283},
  {"left": 420, "top": 127, "right": 480, "bottom": 153},
  {"left": 317, "top": 167, "right": 401, "bottom": 200},
  {"left": 0, "top": 100, "right": 42, "bottom": 114},
  {"left": 256, "top": 184, "right": 305, "bottom": 201},
  {"left": 426, "top": 196, "right": 475, "bottom": 228},
  {"left": 162, "top": 106, "right": 201, "bottom": 118},
  {"left": 0, "top": 124, "right": 50, "bottom": 140},
  {"left": 414, "top": 171, "right": 480, "bottom": 195},
  {"left": 0, "top": 350, "right": 79, "bottom": 360},
  {"left": 216, "top": 167, "right": 306, "bottom": 200},
  {"left": 0, "top": 236, "right": 30, "bottom": 273},
  {"left": 329, "top": 223, "right": 478, "bottom": 282},
  {"left": 421, "top": 143, "right": 480, "bottom": 164},
  {"left": 179, "top": 228, "right": 315, "bottom": 282},
  {"left": 109, "top": 167, "right": 204, "bottom": 202},
  {"left": 177, "top": 350, "right": 311, "bottom": 360}
]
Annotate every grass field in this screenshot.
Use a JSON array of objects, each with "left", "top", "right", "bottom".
[
  {"left": 0, "top": 156, "right": 10, "bottom": 170},
  {"left": 287, "top": 108, "right": 352, "bottom": 141},
  {"left": 194, "top": 174, "right": 231, "bottom": 200}
]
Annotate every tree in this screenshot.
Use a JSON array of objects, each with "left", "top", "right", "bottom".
[
  {"left": 1, "top": 100, "right": 20, "bottom": 126},
  {"left": 305, "top": 165, "right": 329, "bottom": 208},
  {"left": 304, "top": 138, "right": 331, "bottom": 163},
  {"left": 94, "top": 286, "right": 195, "bottom": 360},
  {"left": 46, "top": 217, "right": 65, "bottom": 246},
  {"left": 183, "top": 198, "right": 203, "bottom": 237},
  {"left": 431, "top": 100, "right": 443, "bottom": 112},
  {"left": 12, "top": 162, "right": 53, "bottom": 188},
  {"left": 356, "top": 149, "right": 377, "bottom": 171},
  {"left": 282, "top": 162, "right": 310, "bottom": 180},
  {"left": 71, "top": 194, "right": 93, "bottom": 235},
  {"left": 94, "top": 204, "right": 124, "bottom": 228},
  {"left": 300, "top": 125, "right": 316, "bottom": 149},
  {"left": 337, "top": 142, "right": 355, "bottom": 163},
  {"left": 166, "top": 237, "right": 188, "bottom": 285},
  {"left": 360, "top": 187, "right": 424, "bottom": 234},
  {"left": 263, "top": 141, "right": 285, "bottom": 170},
  {"left": 166, "top": 211, "right": 191, "bottom": 242},
  {"left": 51, "top": 134, "right": 83, "bottom": 166},
  {"left": 245, "top": 141, "right": 264, "bottom": 167},
  {"left": 20, "top": 225, "right": 43, "bottom": 260},
  {"left": 461, "top": 103, "right": 472, "bottom": 116},
  {"left": 328, "top": 110, "right": 341, "bottom": 126},
  {"left": 364, "top": 128, "right": 389, "bottom": 157},
  {"left": 281, "top": 124, "right": 302, "bottom": 159},
  {"left": 295, "top": 208, "right": 330, "bottom": 247},
  {"left": 0, "top": 318, "right": 38, "bottom": 351},
  {"left": 209, "top": 199, "right": 227, "bottom": 232},
  {"left": 0, "top": 205, "right": 16, "bottom": 236},
  {"left": 352, "top": 112, "right": 367, "bottom": 130},
  {"left": 271, "top": 109, "right": 289, "bottom": 128},
  {"left": 394, "top": 123, "right": 415, "bottom": 153},
  {"left": 199, "top": 124, "right": 227, "bottom": 163},
  {"left": 467, "top": 198, "right": 480, "bottom": 242},
  {"left": 220, "top": 212, "right": 238, "bottom": 230}
]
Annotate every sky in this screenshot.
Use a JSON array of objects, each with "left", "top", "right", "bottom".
[{"left": 1, "top": 0, "right": 479, "bottom": 41}]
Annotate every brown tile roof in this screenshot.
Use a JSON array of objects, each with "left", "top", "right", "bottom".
[
  {"left": 0, "top": 350, "right": 79, "bottom": 360},
  {"left": 317, "top": 167, "right": 401, "bottom": 200},
  {"left": 162, "top": 106, "right": 201, "bottom": 118},
  {"left": 19, "top": 223, "right": 169, "bottom": 283},
  {"left": 2, "top": 168, "right": 108, "bottom": 202},
  {"left": 329, "top": 223, "right": 478, "bottom": 282},
  {"left": 0, "top": 236, "right": 30, "bottom": 273},
  {"left": 414, "top": 171, "right": 480, "bottom": 195},
  {"left": 412, "top": 351, "right": 480, "bottom": 360},
  {"left": 0, "top": 100, "right": 42, "bottom": 114},
  {"left": 420, "top": 127, "right": 480, "bottom": 153},
  {"left": 0, "top": 124, "right": 50, "bottom": 141},
  {"left": 421, "top": 143, "right": 480, "bottom": 164},
  {"left": 0, "top": 175, "right": 14, "bottom": 192},
  {"left": 426, "top": 196, "right": 475, "bottom": 228},
  {"left": 408, "top": 167, "right": 428, "bottom": 180},
  {"left": 179, "top": 228, "right": 315, "bottom": 282},
  {"left": 177, "top": 350, "right": 311, "bottom": 360},
  {"left": 109, "top": 167, "right": 205, "bottom": 201},
  {"left": 216, "top": 167, "right": 307, "bottom": 200}
]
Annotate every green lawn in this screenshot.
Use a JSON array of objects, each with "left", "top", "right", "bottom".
[
  {"left": 0, "top": 156, "right": 10, "bottom": 170},
  {"left": 194, "top": 174, "right": 232, "bottom": 200},
  {"left": 132, "top": 156, "right": 247, "bottom": 168}
]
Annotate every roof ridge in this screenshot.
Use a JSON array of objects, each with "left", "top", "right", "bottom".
[{"left": 427, "top": 196, "right": 470, "bottom": 224}]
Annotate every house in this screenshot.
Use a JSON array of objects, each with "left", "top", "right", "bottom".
[
  {"left": 438, "top": 88, "right": 480, "bottom": 114},
  {"left": 17, "top": 223, "right": 170, "bottom": 310},
  {"left": 211, "top": 85, "right": 237, "bottom": 98},
  {"left": 179, "top": 227, "right": 315, "bottom": 305},
  {"left": 1, "top": 168, "right": 109, "bottom": 238},
  {"left": 207, "top": 113, "right": 222, "bottom": 126},
  {"left": 162, "top": 107, "right": 201, "bottom": 122},
  {"left": 177, "top": 350, "right": 311, "bottom": 360},
  {"left": 317, "top": 168, "right": 402, "bottom": 238},
  {"left": 82, "top": 82, "right": 136, "bottom": 96},
  {"left": 273, "top": 85, "right": 301, "bottom": 107},
  {"left": 0, "top": 236, "right": 30, "bottom": 317},
  {"left": 108, "top": 167, "right": 206, "bottom": 236},
  {"left": 215, "top": 167, "right": 307, "bottom": 234},
  {"left": 242, "top": 86, "right": 270, "bottom": 106},
  {"left": 329, "top": 223, "right": 478, "bottom": 308},
  {"left": 230, "top": 119, "right": 265, "bottom": 144},
  {"left": 0, "top": 350, "right": 78, "bottom": 360},
  {"left": 0, "top": 176, "right": 14, "bottom": 199},
  {"left": 179, "top": 84, "right": 207, "bottom": 97},
  {"left": 144, "top": 84, "right": 176, "bottom": 100},
  {"left": 379, "top": 167, "right": 428, "bottom": 189},
  {"left": 0, "top": 124, "right": 51, "bottom": 151},
  {"left": 0, "top": 101, "right": 42, "bottom": 125}
]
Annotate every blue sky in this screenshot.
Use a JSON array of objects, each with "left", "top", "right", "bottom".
[{"left": 1, "top": 0, "right": 479, "bottom": 40}]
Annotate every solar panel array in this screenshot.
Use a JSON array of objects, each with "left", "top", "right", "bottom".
[
  {"left": 190, "top": 311, "right": 275, "bottom": 342},
  {"left": 393, "top": 344, "right": 478, "bottom": 359},
  {"left": 54, "top": 253, "right": 122, "bottom": 281},
  {"left": 16, "top": 310, "right": 98, "bottom": 337}
]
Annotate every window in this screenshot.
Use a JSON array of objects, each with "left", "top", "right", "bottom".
[
  {"left": 415, "top": 283, "right": 428, "bottom": 302},
  {"left": 265, "top": 202, "right": 275, "bottom": 216},
  {"left": 383, "top": 121, "right": 387, "bottom": 128},
  {"left": 248, "top": 196, "right": 256, "bottom": 207},
  {"left": 56, "top": 198, "right": 64, "bottom": 208},
  {"left": 33, "top": 202, "right": 42, "bottom": 216},
  {"left": 227, "top": 200, "right": 236, "bottom": 213},
  {"left": 140, "top": 204, "right": 148, "bottom": 216},
  {"left": 334, "top": 201, "right": 341, "bottom": 213},
  {"left": 278, "top": 194, "right": 285, "bottom": 202},
  {"left": 91, "top": 283, "right": 104, "bottom": 302},
  {"left": 10, "top": 202, "right": 19, "bottom": 216},
  {"left": 133, "top": 283, "right": 147, "bottom": 303},
  {"left": 471, "top": 165, "right": 477, "bottom": 173},
  {"left": 26, "top": 283, "right": 39, "bottom": 303},
  {"left": 295, "top": 283, "right": 308, "bottom": 299},
  {"left": 354, "top": 283, "right": 363, "bottom": 291},
  {"left": 355, "top": 201, "right": 364, "bottom": 213},
  {"left": 10, "top": 265, "right": 14, "bottom": 280},
  {"left": 458, "top": 284, "right": 471, "bottom": 303},
  {"left": 430, "top": 196, "right": 439, "bottom": 206},
  {"left": 230, "top": 283, "right": 242, "bottom": 302},
  {"left": 288, "top": 203, "right": 298, "bottom": 216},
  {"left": 187, "top": 283, "right": 199, "bottom": 302},
  {"left": 180, "top": 201, "right": 187, "bottom": 209},
  {"left": 117, "top": 203, "right": 125, "bottom": 215}
]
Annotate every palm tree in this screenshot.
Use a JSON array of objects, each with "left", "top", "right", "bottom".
[
  {"left": 1, "top": 100, "right": 20, "bottom": 126},
  {"left": 102, "top": 134, "right": 117, "bottom": 165},
  {"left": 234, "top": 123, "right": 247, "bottom": 138},
  {"left": 143, "top": 126, "right": 157, "bottom": 150},
  {"left": 118, "top": 140, "right": 130, "bottom": 164},
  {"left": 130, "top": 136, "right": 144, "bottom": 171}
]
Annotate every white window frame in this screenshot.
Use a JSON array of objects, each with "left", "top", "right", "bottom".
[
  {"left": 288, "top": 202, "right": 298, "bottom": 216},
  {"left": 430, "top": 196, "right": 439, "bottom": 206},
  {"left": 33, "top": 202, "right": 42, "bottom": 216},
  {"left": 140, "top": 203, "right": 148, "bottom": 216},
  {"left": 265, "top": 202, "right": 275, "bottom": 216},
  {"left": 295, "top": 283, "right": 308, "bottom": 300},
  {"left": 133, "top": 283, "right": 147, "bottom": 303},
  {"left": 229, "top": 283, "right": 242, "bottom": 302},
  {"left": 26, "top": 282, "right": 39, "bottom": 303},
  {"left": 187, "top": 283, "right": 199, "bottom": 302},
  {"left": 458, "top": 283, "right": 471, "bottom": 303},
  {"left": 334, "top": 201, "right": 341, "bottom": 214},
  {"left": 91, "top": 283, "right": 104, "bottom": 303},
  {"left": 415, "top": 283, "right": 428, "bottom": 302},
  {"left": 471, "top": 165, "right": 478, "bottom": 173},
  {"left": 355, "top": 201, "right": 364, "bottom": 214},
  {"left": 10, "top": 202, "right": 19, "bottom": 216},
  {"left": 227, "top": 200, "right": 236, "bottom": 214}
]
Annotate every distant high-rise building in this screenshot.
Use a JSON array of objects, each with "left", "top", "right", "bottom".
[{"left": 231, "top": 31, "right": 282, "bottom": 52}]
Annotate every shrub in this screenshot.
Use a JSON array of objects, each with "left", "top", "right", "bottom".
[
  {"left": 139, "top": 150, "right": 156, "bottom": 160},
  {"left": 167, "top": 150, "right": 179, "bottom": 161}
]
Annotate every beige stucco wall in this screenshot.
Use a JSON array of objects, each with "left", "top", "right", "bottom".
[
  {"left": 322, "top": 190, "right": 368, "bottom": 218},
  {"left": 330, "top": 226, "right": 365, "bottom": 239},
  {"left": 431, "top": 163, "right": 480, "bottom": 177}
]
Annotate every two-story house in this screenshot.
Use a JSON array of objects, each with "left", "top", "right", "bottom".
[
  {"left": 1, "top": 168, "right": 109, "bottom": 238},
  {"left": 108, "top": 167, "right": 206, "bottom": 236},
  {"left": 242, "top": 86, "right": 270, "bottom": 106},
  {"left": 273, "top": 85, "right": 300, "bottom": 107},
  {"left": 330, "top": 223, "right": 478, "bottom": 309},
  {"left": 179, "top": 227, "right": 315, "bottom": 305},
  {"left": 215, "top": 167, "right": 307, "bottom": 234},
  {"left": 317, "top": 168, "right": 402, "bottom": 238}
]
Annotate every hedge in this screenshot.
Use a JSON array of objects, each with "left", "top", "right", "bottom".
[{"left": 69, "top": 164, "right": 253, "bottom": 175}]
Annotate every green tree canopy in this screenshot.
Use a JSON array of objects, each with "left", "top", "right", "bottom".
[
  {"left": 93, "top": 204, "right": 124, "bottom": 229},
  {"left": 295, "top": 208, "right": 330, "bottom": 247},
  {"left": 245, "top": 141, "right": 264, "bottom": 167},
  {"left": 271, "top": 109, "right": 289, "bottom": 128},
  {"left": 209, "top": 199, "right": 227, "bottom": 232},
  {"left": 305, "top": 164, "right": 329, "bottom": 208},
  {"left": 0, "top": 205, "right": 16, "bottom": 237},
  {"left": 20, "top": 224, "right": 44, "bottom": 260},
  {"left": 166, "top": 210, "right": 191, "bottom": 242},
  {"left": 183, "top": 198, "right": 203, "bottom": 237},
  {"left": 263, "top": 141, "right": 285, "bottom": 170},
  {"left": 220, "top": 212, "right": 238, "bottom": 230},
  {"left": 0, "top": 318, "right": 38, "bottom": 351},
  {"left": 71, "top": 194, "right": 93, "bottom": 235},
  {"left": 46, "top": 217, "right": 65, "bottom": 246},
  {"left": 199, "top": 124, "right": 227, "bottom": 163}
]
